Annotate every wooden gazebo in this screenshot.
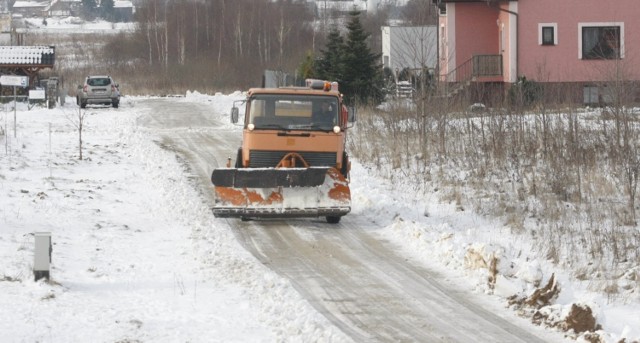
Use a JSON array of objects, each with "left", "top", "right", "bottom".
[{"left": 0, "top": 46, "right": 55, "bottom": 88}]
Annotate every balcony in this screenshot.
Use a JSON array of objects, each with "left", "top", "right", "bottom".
[{"left": 444, "top": 54, "right": 503, "bottom": 83}]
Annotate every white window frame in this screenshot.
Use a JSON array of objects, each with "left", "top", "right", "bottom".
[
  {"left": 578, "top": 22, "right": 624, "bottom": 60},
  {"left": 538, "top": 23, "right": 558, "bottom": 45}
]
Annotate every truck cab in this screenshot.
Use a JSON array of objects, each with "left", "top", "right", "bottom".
[{"left": 213, "top": 80, "right": 355, "bottom": 223}]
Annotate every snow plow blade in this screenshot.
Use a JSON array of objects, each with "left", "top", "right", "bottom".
[{"left": 211, "top": 167, "right": 351, "bottom": 218}]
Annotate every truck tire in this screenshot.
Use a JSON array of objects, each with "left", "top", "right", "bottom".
[
  {"left": 235, "top": 148, "right": 243, "bottom": 168},
  {"left": 326, "top": 216, "right": 341, "bottom": 224},
  {"left": 341, "top": 152, "right": 350, "bottom": 179}
]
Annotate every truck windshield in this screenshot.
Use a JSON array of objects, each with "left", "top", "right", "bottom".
[{"left": 247, "top": 94, "right": 339, "bottom": 131}]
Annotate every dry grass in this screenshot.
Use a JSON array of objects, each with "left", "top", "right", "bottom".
[{"left": 349, "top": 89, "right": 640, "bottom": 290}]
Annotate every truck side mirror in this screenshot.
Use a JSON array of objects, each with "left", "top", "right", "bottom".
[
  {"left": 231, "top": 107, "right": 239, "bottom": 124},
  {"left": 347, "top": 106, "right": 357, "bottom": 123}
]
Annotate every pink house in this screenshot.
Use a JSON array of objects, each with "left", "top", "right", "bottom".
[{"left": 434, "top": 0, "right": 640, "bottom": 104}]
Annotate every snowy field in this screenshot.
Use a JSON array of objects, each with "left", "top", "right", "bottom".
[
  {"left": 20, "top": 16, "right": 135, "bottom": 34},
  {"left": 0, "top": 93, "right": 638, "bottom": 342},
  {"left": 0, "top": 95, "right": 349, "bottom": 342}
]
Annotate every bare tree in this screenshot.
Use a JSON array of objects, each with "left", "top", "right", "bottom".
[
  {"left": 276, "top": 7, "right": 292, "bottom": 69},
  {"left": 603, "top": 58, "right": 640, "bottom": 225},
  {"left": 403, "top": 0, "right": 439, "bottom": 26},
  {"left": 67, "top": 106, "right": 88, "bottom": 160},
  {"left": 100, "top": 0, "right": 314, "bottom": 90}
]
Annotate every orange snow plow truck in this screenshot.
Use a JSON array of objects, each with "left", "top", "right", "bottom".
[{"left": 211, "top": 80, "right": 356, "bottom": 223}]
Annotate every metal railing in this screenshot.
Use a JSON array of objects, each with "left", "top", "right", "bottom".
[{"left": 444, "top": 54, "right": 503, "bottom": 83}]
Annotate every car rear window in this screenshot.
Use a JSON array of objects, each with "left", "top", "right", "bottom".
[{"left": 87, "top": 78, "right": 111, "bottom": 87}]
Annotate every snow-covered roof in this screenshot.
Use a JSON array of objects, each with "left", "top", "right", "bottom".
[
  {"left": 314, "top": 0, "right": 367, "bottom": 12},
  {"left": 0, "top": 46, "right": 55, "bottom": 65},
  {"left": 114, "top": 0, "right": 133, "bottom": 8},
  {"left": 13, "top": 1, "right": 49, "bottom": 8}
]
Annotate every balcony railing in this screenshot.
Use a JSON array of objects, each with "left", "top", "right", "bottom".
[{"left": 444, "top": 54, "right": 503, "bottom": 83}]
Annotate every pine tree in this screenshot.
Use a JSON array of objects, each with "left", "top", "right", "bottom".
[
  {"left": 81, "top": 0, "right": 97, "bottom": 20},
  {"left": 314, "top": 26, "right": 345, "bottom": 83},
  {"left": 101, "top": 0, "right": 116, "bottom": 21},
  {"left": 341, "top": 10, "right": 384, "bottom": 106},
  {"left": 297, "top": 50, "right": 317, "bottom": 81},
  {"left": 309, "top": 12, "right": 384, "bottom": 105}
]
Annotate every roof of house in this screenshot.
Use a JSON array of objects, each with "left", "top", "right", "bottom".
[
  {"left": 0, "top": 46, "right": 55, "bottom": 65},
  {"left": 114, "top": 1, "right": 134, "bottom": 9},
  {"left": 314, "top": 0, "right": 367, "bottom": 12},
  {"left": 13, "top": 1, "right": 50, "bottom": 8}
]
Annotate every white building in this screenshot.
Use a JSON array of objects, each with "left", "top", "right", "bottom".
[
  {"left": 381, "top": 25, "right": 438, "bottom": 73},
  {"left": 12, "top": 1, "right": 49, "bottom": 17}
]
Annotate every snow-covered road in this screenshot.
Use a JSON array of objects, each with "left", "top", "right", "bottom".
[{"left": 139, "top": 97, "right": 567, "bottom": 342}]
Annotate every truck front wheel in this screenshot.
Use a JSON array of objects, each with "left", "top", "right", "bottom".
[
  {"left": 341, "top": 152, "right": 350, "bottom": 179},
  {"left": 326, "top": 216, "right": 341, "bottom": 224},
  {"left": 235, "top": 148, "right": 243, "bottom": 168}
]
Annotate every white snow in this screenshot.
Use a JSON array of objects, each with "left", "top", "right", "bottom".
[
  {"left": 0, "top": 96, "right": 348, "bottom": 342},
  {"left": 1, "top": 93, "right": 638, "bottom": 342},
  {"left": 21, "top": 17, "right": 134, "bottom": 33}
]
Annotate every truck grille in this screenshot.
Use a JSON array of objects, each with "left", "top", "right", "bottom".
[{"left": 249, "top": 150, "right": 337, "bottom": 168}]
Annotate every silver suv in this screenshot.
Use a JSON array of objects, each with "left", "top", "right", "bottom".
[{"left": 77, "top": 75, "right": 120, "bottom": 108}]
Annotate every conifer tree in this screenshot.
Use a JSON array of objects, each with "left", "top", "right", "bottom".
[
  {"left": 101, "top": 0, "right": 116, "bottom": 21},
  {"left": 297, "top": 51, "right": 317, "bottom": 81},
  {"left": 81, "top": 0, "right": 97, "bottom": 20},
  {"left": 309, "top": 12, "right": 384, "bottom": 105},
  {"left": 315, "top": 27, "right": 345, "bottom": 82},
  {"left": 341, "top": 10, "right": 384, "bottom": 105}
]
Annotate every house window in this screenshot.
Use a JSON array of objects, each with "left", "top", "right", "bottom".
[
  {"left": 542, "top": 27, "right": 554, "bottom": 45},
  {"left": 538, "top": 23, "right": 557, "bottom": 45},
  {"left": 582, "top": 25, "right": 621, "bottom": 59}
]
